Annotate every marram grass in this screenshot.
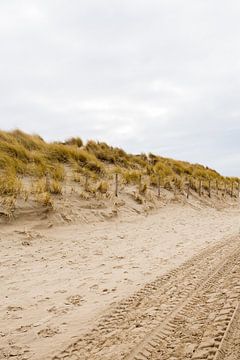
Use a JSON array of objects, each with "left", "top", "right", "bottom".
[{"left": 0, "top": 129, "right": 238, "bottom": 206}]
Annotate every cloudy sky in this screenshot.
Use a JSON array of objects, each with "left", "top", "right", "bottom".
[{"left": 0, "top": 1, "right": 240, "bottom": 176}]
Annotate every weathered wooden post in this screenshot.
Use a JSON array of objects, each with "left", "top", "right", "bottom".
[
  {"left": 198, "top": 179, "right": 202, "bottom": 197},
  {"left": 85, "top": 174, "right": 89, "bottom": 191},
  {"left": 238, "top": 180, "right": 240, "bottom": 198},
  {"left": 224, "top": 182, "right": 227, "bottom": 197},
  {"left": 208, "top": 180, "right": 211, "bottom": 198},
  {"left": 216, "top": 180, "right": 219, "bottom": 196},
  {"left": 115, "top": 173, "right": 118, "bottom": 197},
  {"left": 139, "top": 174, "right": 142, "bottom": 193},
  {"left": 231, "top": 181, "right": 234, "bottom": 198},
  {"left": 157, "top": 174, "right": 161, "bottom": 198},
  {"left": 187, "top": 179, "right": 190, "bottom": 199}
]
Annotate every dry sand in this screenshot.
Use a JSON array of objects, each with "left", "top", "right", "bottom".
[{"left": 0, "top": 201, "right": 240, "bottom": 359}]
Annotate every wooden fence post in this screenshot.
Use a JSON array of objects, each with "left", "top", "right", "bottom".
[
  {"left": 187, "top": 180, "right": 190, "bottom": 199},
  {"left": 85, "top": 175, "right": 89, "bottom": 191},
  {"left": 216, "top": 180, "right": 218, "bottom": 196},
  {"left": 157, "top": 175, "right": 161, "bottom": 198},
  {"left": 238, "top": 180, "right": 240, "bottom": 198},
  {"left": 115, "top": 173, "right": 118, "bottom": 197},
  {"left": 174, "top": 178, "right": 177, "bottom": 196},
  {"left": 224, "top": 182, "right": 227, "bottom": 197},
  {"left": 198, "top": 179, "right": 202, "bottom": 197},
  {"left": 208, "top": 180, "right": 211, "bottom": 198},
  {"left": 139, "top": 174, "right": 142, "bottom": 193},
  {"left": 231, "top": 182, "right": 234, "bottom": 198}
]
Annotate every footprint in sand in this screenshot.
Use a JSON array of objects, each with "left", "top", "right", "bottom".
[
  {"left": 7, "top": 305, "right": 23, "bottom": 312},
  {"left": 54, "top": 289, "right": 67, "bottom": 294},
  {"left": 143, "top": 271, "right": 152, "bottom": 276},
  {"left": 47, "top": 306, "right": 69, "bottom": 315},
  {"left": 65, "top": 295, "right": 84, "bottom": 306},
  {"left": 16, "top": 324, "right": 32, "bottom": 333},
  {"left": 102, "top": 288, "right": 110, "bottom": 294},
  {"left": 3, "top": 345, "right": 31, "bottom": 358},
  {"left": 22, "top": 241, "right": 31, "bottom": 246},
  {"left": 67, "top": 260, "right": 76, "bottom": 265},
  {"left": 37, "top": 297, "right": 50, "bottom": 303},
  {"left": 113, "top": 265, "right": 123, "bottom": 269},
  {"left": 89, "top": 284, "right": 99, "bottom": 292},
  {"left": 37, "top": 326, "right": 60, "bottom": 338}
]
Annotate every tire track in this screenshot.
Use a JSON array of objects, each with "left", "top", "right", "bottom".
[
  {"left": 195, "top": 302, "right": 240, "bottom": 360},
  {"left": 51, "top": 236, "right": 240, "bottom": 360},
  {"left": 215, "top": 301, "right": 240, "bottom": 360},
  {"left": 126, "top": 246, "right": 240, "bottom": 360}
]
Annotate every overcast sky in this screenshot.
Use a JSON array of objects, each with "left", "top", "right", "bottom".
[{"left": 0, "top": 1, "right": 240, "bottom": 176}]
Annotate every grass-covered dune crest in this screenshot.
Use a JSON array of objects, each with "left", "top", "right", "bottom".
[
  {"left": 0, "top": 129, "right": 238, "bottom": 219},
  {"left": 0, "top": 129, "right": 233, "bottom": 178}
]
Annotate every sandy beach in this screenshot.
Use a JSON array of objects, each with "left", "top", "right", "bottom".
[{"left": 1, "top": 201, "right": 240, "bottom": 359}]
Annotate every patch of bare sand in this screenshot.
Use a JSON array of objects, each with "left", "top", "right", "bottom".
[{"left": 0, "top": 203, "right": 240, "bottom": 359}]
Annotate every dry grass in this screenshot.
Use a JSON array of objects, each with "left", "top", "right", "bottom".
[
  {"left": 64, "top": 137, "right": 83, "bottom": 148},
  {"left": 33, "top": 178, "right": 48, "bottom": 194},
  {"left": 36, "top": 192, "right": 54, "bottom": 208},
  {"left": 49, "top": 180, "right": 62, "bottom": 195},
  {"left": 86, "top": 140, "right": 129, "bottom": 166},
  {"left": 50, "top": 165, "right": 65, "bottom": 181},
  {"left": 0, "top": 196, "right": 17, "bottom": 219},
  {"left": 0, "top": 129, "right": 238, "bottom": 211},
  {"left": 0, "top": 170, "right": 22, "bottom": 196},
  {"left": 123, "top": 170, "right": 141, "bottom": 185},
  {"left": 97, "top": 181, "right": 108, "bottom": 194},
  {"left": 32, "top": 178, "right": 62, "bottom": 195}
]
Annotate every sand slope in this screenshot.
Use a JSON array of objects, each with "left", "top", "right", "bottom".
[{"left": 0, "top": 203, "right": 240, "bottom": 359}]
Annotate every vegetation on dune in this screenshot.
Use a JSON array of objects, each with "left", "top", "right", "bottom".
[
  {"left": 0, "top": 129, "right": 238, "bottom": 210},
  {"left": 0, "top": 170, "right": 22, "bottom": 196},
  {"left": 64, "top": 137, "right": 83, "bottom": 148},
  {"left": 86, "top": 140, "right": 130, "bottom": 166}
]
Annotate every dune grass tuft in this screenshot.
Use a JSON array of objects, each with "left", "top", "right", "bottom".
[
  {"left": 97, "top": 181, "right": 108, "bottom": 194},
  {"left": 0, "top": 170, "right": 22, "bottom": 196}
]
